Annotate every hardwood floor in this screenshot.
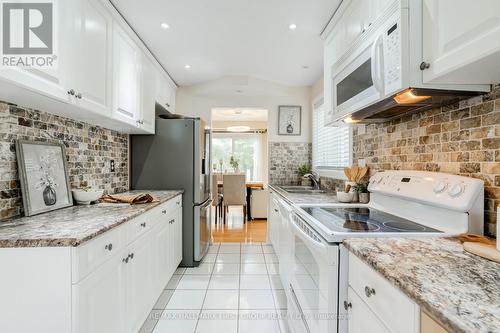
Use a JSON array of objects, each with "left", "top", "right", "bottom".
[{"left": 211, "top": 206, "right": 268, "bottom": 243}]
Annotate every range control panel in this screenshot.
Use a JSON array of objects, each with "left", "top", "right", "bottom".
[{"left": 368, "top": 171, "right": 484, "bottom": 212}]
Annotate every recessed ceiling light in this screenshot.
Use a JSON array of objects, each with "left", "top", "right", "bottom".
[
  {"left": 289, "top": 23, "right": 297, "bottom": 30},
  {"left": 161, "top": 23, "right": 170, "bottom": 29},
  {"left": 184, "top": 64, "right": 191, "bottom": 69},
  {"left": 302, "top": 65, "right": 309, "bottom": 69}
]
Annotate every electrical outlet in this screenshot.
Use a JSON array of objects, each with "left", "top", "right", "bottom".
[{"left": 110, "top": 160, "right": 115, "bottom": 172}]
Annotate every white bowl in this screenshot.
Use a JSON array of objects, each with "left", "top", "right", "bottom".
[
  {"left": 336, "top": 191, "right": 354, "bottom": 203},
  {"left": 72, "top": 189, "right": 104, "bottom": 205}
]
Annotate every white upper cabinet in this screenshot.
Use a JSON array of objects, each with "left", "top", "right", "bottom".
[
  {"left": 0, "top": 0, "right": 72, "bottom": 102},
  {"left": 422, "top": 0, "right": 500, "bottom": 84},
  {"left": 156, "top": 70, "right": 176, "bottom": 113},
  {"left": 139, "top": 55, "right": 157, "bottom": 134},
  {"left": 70, "top": 0, "right": 113, "bottom": 116},
  {"left": 113, "top": 23, "right": 140, "bottom": 126}
]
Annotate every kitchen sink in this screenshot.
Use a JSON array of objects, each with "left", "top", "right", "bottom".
[{"left": 279, "top": 186, "right": 326, "bottom": 194}]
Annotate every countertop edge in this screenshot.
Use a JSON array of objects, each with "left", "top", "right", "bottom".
[
  {"left": 0, "top": 190, "right": 184, "bottom": 249},
  {"left": 343, "top": 239, "right": 471, "bottom": 333}
]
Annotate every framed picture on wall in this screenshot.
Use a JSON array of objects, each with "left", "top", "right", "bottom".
[
  {"left": 16, "top": 140, "right": 73, "bottom": 216},
  {"left": 278, "top": 105, "right": 301, "bottom": 136}
]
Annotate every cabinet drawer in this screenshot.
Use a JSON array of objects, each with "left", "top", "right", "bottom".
[
  {"left": 349, "top": 255, "right": 418, "bottom": 333},
  {"left": 72, "top": 225, "right": 125, "bottom": 284}
]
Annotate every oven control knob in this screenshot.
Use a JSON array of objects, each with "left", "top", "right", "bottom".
[
  {"left": 448, "top": 183, "right": 464, "bottom": 197},
  {"left": 433, "top": 181, "right": 447, "bottom": 194}
]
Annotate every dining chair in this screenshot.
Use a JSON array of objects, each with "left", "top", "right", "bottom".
[
  {"left": 211, "top": 174, "right": 223, "bottom": 224},
  {"left": 222, "top": 174, "right": 246, "bottom": 224}
]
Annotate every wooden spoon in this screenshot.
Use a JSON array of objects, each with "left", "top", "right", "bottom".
[
  {"left": 358, "top": 167, "right": 369, "bottom": 181},
  {"left": 344, "top": 167, "right": 351, "bottom": 181},
  {"left": 351, "top": 166, "right": 360, "bottom": 182}
]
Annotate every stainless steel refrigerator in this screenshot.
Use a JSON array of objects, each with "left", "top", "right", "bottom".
[{"left": 130, "top": 116, "right": 211, "bottom": 267}]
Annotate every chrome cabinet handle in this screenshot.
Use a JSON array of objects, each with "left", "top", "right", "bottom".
[
  {"left": 420, "top": 61, "right": 430, "bottom": 70},
  {"left": 76, "top": 92, "right": 82, "bottom": 99},
  {"left": 162, "top": 210, "right": 167, "bottom": 214},
  {"left": 274, "top": 209, "right": 278, "bottom": 212},
  {"left": 129, "top": 253, "right": 134, "bottom": 260},
  {"left": 140, "top": 222, "right": 146, "bottom": 228},
  {"left": 344, "top": 300, "right": 352, "bottom": 310},
  {"left": 105, "top": 243, "right": 113, "bottom": 251},
  {"left": 122, "top": 257, "right": 129, "bottom": 263},
  {"left": 365, "top": 286, "right": 376, "bottom": 297},
  {"left": 67, "top": 89, "right": 75, "bottom": 96},
  {"left": 169, "top": 219, "right": 175, "bottom": 224}
]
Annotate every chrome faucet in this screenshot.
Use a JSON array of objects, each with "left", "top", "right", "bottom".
[{"left": 304, "top": 172, "right": 320, "bottom": 190}]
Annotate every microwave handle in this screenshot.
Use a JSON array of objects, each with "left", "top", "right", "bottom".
[{"left": 370, "top": 33, "right": 384, "bottom": 94}]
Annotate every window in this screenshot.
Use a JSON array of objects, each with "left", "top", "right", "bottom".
[
  {"left": 312, "top": 99, "right": 351, "bottom": 172},
  {"left": 212, "top": 133, "right": 264, "bottom": 181}
]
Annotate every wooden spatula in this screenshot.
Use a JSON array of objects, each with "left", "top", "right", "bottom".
[
  {"left": 344, "top": 167, "right": 351, "bottom": 181},
  {"left": 358, "top": 167, "right": 369, "bottom": 181}
]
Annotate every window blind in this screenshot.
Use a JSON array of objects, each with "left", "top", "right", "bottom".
[{"left": 312, "top": 101, "right": 351, "bottom": 169}]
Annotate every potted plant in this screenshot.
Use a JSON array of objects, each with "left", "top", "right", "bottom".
[
  {"left": 353, "top": 182, "right": 370, "bottom": 204},
  {"left": 298, "top": 164, "right": 312, "bottom": 186},
  {"left": 229, "top": 156, "right": 239, "bottom": 173}
]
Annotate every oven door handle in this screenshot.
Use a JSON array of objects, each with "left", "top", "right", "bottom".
[{"left": 290, "top": 214, "right": 328, "bottom": 253}]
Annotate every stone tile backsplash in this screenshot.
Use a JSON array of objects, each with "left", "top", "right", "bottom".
[
  {"left": 269, "top": 142, "right": 312, "bottom": 185},
  {"left": 0, "top": 102, "right": 129, "bottom": 220},
  {"left": 352, "top": 86, "right": 500, "bottom": 237}
]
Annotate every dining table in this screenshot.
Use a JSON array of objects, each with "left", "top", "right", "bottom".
[{"left": 217, "top": 180, "right": 265, "bottom": 220}]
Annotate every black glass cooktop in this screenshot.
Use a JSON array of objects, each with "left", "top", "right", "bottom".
[{"left": 302, "top": 207, "right": 442, "bottom": 233}]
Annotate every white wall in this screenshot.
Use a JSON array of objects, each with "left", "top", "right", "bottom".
[{"left": 176, "top": 76, "right": 313, "bottom": 143}]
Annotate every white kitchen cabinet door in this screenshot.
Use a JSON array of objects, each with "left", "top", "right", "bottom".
[
  {"left": 172, "top": 208, "right": 183, "bottom": 270},
  {"left": 71, "top": 0, "right": 113, "bottom": 116},
  {"left": 156, "top": 71, "right": 176, "bottom": 113},
  {"left": 126, "top": 234, "right": 155, "bottom": 333},
  {"left": 73, "top": 254, "right": 126, "bottom": 333},
  {"left": 0, "top": 0, "right": 72, "bottom": 102},
  {"left": 347, "top": 287, "right": 390, "bottom": 333},
  {"left": 422, "top": 0, "right": 500, "bottom": 84},
  {"left": 154, "top": 221, "right": 171, "bottom": 290},
  {"left": 139, "top": 55, "right": 157, "bottom": 133},
  {"left": 113, "top": 24, "right": 140, "bottom": 126},
  {"left": 267, "top": 192, "right": 281, "bottom": 248}
]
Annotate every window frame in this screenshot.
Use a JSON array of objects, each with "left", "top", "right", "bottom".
[{"left": 311, "top": 95, "right": 353, "bottom": 180}]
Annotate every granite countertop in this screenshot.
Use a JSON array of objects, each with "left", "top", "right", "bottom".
[
  {"left": 0, "top": 190, "right": 183, "bottom": 248},
  {"left": 344, "top": 237, "right": 500, "bottom": 333},
  {"left": 269, "top": 184, "right": 338, "bottom": 204}
]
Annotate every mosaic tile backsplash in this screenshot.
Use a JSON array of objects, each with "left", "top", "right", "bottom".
[
  {"left": 269, "top": 142, "right": 312, "bottom": 185},
  {"left": 352, "top": 86, "right": 500, "bottom": 237},
  {"left": 0, "top": 102, "right": 129, "bottom": 220}
]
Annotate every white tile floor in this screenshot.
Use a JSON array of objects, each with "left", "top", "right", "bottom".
[{"left": 140, "top": 243, "right": 289, "bottom": 333}]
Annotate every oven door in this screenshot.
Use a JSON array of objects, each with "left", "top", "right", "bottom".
[
  {"left": 288, "top": 213, "right": 339, "bottom": 333},
  {"left": 332, "top": 32, "right": 385, "bottom": 119}
]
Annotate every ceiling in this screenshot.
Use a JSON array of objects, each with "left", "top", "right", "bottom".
[
  {"left": 211, "top": 108, "right": 268, "bottom": 122},
  {"left": 110, "top": 0, "right": 340, "bottom": 87}
]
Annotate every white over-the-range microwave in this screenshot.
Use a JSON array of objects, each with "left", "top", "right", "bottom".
[{"left": 330, "top": 0, "right": 490, "bottom": 124}]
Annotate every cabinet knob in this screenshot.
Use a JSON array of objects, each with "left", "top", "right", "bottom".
[
  {"left": 169, "top": 219, "right": 175, "bottom": 224},
  {"left": 343, "top": 301, "right": 352, "bottom": 310},
  {"left": 76, "top": 92, "right": 82, "bottom": 99},
  {"left": 420, "top": 61, "right": 430, "bottom": 70},
  {"left": 140, "top": 222, "right": 146, "bottom": 228},
  {"left": 67, "top": 89, "right": 75, "bottom": 96},
  {"left": 176, "top": 201, "right": 180, "bottom": 205},
  {"left": 162, "top": 210, "right": 167, "bottom": 214},
  {"left": 166, "top": 103, "right": 170, "bottom": 108},
  {"left": 364, "top": 286, "right": 376, "bottom": 297},
  {"left": 128, "top": 253, "right": 134, "bottom": 260},
  {"left": 274, "top": 209, "right": 278, "bottom": 213},
  {"left": 122, "top": 257, "right": 129, "bottom": 264},
  {"left": 105, "top": 243, "right": 113, "bottom": 251}
]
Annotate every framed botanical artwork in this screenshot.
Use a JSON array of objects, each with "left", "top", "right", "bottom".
[
  {"left": 16, "top": 140, "right": 73, "bottom": 216},
  {"left": 278, "top": 105, "right": 301, "bottom": 135}
]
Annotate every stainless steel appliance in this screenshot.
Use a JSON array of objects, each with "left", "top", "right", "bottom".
[
  {"left": 329, "top": 0, "right": 488, "bottom": 124},
  {"left": 130, "top": 116, "right": 211, "bottom": 267}
]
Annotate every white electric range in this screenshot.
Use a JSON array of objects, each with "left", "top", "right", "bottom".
[{"left": 282, "top": 170, "right": 484, "bottom": 333}]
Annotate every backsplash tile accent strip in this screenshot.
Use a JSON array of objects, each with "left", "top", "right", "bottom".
[
  {"left": 352, "top": 86, "right": 500, "bottom": 237},
  {"left": 269, "top": 142, "right": 312, "bottom": 185},
  {"left": 0, "top": 102, "right": 129, "bottom": 220}
]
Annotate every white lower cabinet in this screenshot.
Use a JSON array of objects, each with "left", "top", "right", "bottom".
[
  {"left": 347, "top": 254, "right": 420, "bottom": 333},
  {"left": 0, "top": 195, "right": 184, "bottom": 333},
  {"left": 267, "top": 190, "right": 281, "bottom": 251},
  {"left": 73, "top": 254, "right": 126, "bottom": 333}
]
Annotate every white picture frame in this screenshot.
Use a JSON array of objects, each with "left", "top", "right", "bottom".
[{"left": 278, "top": 105, "right": 302, "bottom": 136}]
